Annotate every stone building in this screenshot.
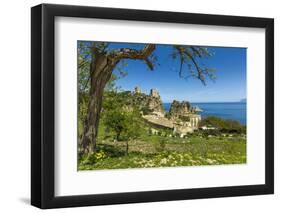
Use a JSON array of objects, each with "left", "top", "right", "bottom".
[{"left": 150, "top": 89, "right": 160, "bottom": 98}]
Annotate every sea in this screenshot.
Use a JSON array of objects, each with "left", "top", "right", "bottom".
[{"left": 163, "top": 102, "right": 246, "bottom": 125}]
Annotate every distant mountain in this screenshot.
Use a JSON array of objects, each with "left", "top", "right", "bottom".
[{"left": 240, "top": 98, "right": 247, "bottom": 103}]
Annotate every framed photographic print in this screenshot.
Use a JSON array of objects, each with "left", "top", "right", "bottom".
[{"left": 31, "top": 3, "right": 274, "bottom": 209}]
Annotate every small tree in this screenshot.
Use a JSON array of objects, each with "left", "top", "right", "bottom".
[
  {"left": 104, "top": 108, "right": 142, "bottom": 155},
  {"left": 122, "top": 111, "right": 142, "bottom": 155}
]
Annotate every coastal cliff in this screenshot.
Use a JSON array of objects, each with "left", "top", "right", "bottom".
[
  {"left": 169, "top": 100, "right": 191, "bottom": 118},
  {"left": 130, "top": 86, "right": 201, "bottom": 136},
  {"left": 131, "top": 87, "right": 165, "bottom": 117}
]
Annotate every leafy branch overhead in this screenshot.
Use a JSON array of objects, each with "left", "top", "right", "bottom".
[
  {"left": 78, "top": 42, "right": 216, "bottom": 92},
  {"left": 172, "top": 45, "right": 216, "bottom": 85}
]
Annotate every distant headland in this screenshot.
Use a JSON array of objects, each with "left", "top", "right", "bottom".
[{"left": 240, "top": 98, "right": 247, "bottom": 103}]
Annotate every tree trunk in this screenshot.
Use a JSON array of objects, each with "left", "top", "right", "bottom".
[
  {"left": 79, "top": 44, "right": 156, "bottom": 156},
  {"left": 125, "top": 140, "right": 129, "bottom": 155},
  {"left": 80, "top": 54, "right": 116, "bottom": 155}
]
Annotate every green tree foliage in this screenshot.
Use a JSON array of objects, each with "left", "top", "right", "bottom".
[
  {"left": 78, "top": 41, "right": 92, "bottom": 93},
  {"left": 200, "top": 116, "right": 246, "bottom": 133},
  {"left": 78, "top": 92, "right": 89, "bottom": 137},
  {"left": 102, "top": 91, "right": 144, "bottom": 154},
  {"left": 103, "top": 109, "right": 142, "bottom": 155},
  {"left": 103, "top": 102, "right": 142, "bottom": 141}
]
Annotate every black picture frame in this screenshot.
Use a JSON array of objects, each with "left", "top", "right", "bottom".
[{"left": 31, "top": 3, "right": 274, "bottom": 209}]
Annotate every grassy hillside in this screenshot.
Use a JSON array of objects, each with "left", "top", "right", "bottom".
[
  {"left": 78, "top": 91, "right": 246, "bottom": 170},
  {"left": 79, "top": 131, "right": 246, "bottom": 170}
]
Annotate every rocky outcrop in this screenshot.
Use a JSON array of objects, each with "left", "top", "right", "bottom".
[
  {"left": 169, "top": 100, "right": 191, "bottom": 118},
  {"left": 132, "top": 87, "right": 165, "bottom": 117},
  {"left": 131, "top": 86, "right": 201, "bottom": 137},
  {"left": 191, "top": 106, "right": 203, "bottom": 113},
  {"left": 147, "top": 90, "right": 165, "bottom": 117}
]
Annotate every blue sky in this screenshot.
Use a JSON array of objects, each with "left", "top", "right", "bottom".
[{"left": 108, "top": 43, "right": 246, "bottom": 103}]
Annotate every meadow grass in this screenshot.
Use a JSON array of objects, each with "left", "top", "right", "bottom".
[{"left": 78, "top": 135, "right": 246, "bottom": 170}]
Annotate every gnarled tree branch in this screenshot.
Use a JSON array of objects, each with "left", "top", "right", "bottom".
[
  {"left": 113, "top": 44, "right": 156, "bottom": 70},
  {"left": 175, "top": 46, "right": 207, "bottom": 85}
]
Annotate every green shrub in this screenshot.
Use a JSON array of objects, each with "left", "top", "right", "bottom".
[
  {"left": 154, "top": 138, "right": 167, "bottom": 152},
  {"left": 200, "top": 116, "right": 246, "bottom": 134},
  {"left": 81, "top": 150, "right": 107, "bottom": 165}
]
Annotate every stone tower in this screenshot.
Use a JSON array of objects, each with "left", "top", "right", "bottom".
[
  {"left": 134, "top": 86, "right": 141, "bottom": 94},
  {"left": 150, "top": 88, "right": 160, "bottom": 98}
]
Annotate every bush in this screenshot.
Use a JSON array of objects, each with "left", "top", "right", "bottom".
[
  {"left": 200, "top": 116, "right": 246, "bottom": 134},
  {"left": 202, "top": 129, "right": 220, "bottom": 137},
  {"left": 141, "top": 106, "right": 153, "bottom": 115},
  {"left": 154, "top": 138, "right": 167, "bottom": 152},
  {"left": 81, "top": 150, "right": 107, "bottom": 165}
]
